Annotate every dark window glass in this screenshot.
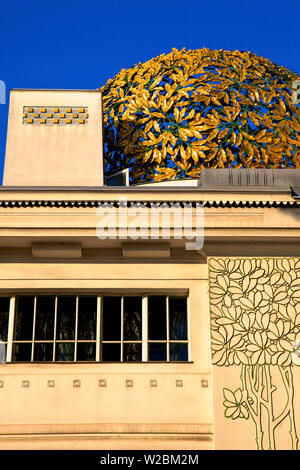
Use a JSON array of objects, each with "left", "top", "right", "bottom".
[
  {"left": 148, "top": 343, "right": 167, "bottom": 361},
  {"left": 170, "top": 343, "right": 188, "bottom": 361},
  {"left": 123, "top": 297, "right": 142, "bottom": 341},
  {"left": 78, "top": 296, "right": 97, "bottom": 340},
  {"left": 123, "top": 343, "right": 142, "bottom": 361},
  {"left": 14, "top": 296, "right": 34, "bottom": 341},
  {"left": 12, "top": 343, "right": 32, "bottom": 361},
  {"left": 148, "top": 296, "right": 167, "bottom": 340},
  {"left": 77, "top": 342, "right": 96, "bottom": 361},
  {"left": 55, "top": 342, "right": 74, "bottom": 361},
  {"left": 169, "top": 297, "right": 187, "bottom": 340},
  {"left": 35, "top": 296, "right": 55, "bottom": 340},
  {"left": 102, "top": 343, "right": 120, "bottom": 362},
  {"left": 102, "top": 297, "right": 121, "bottom": 341},
  {"left": 56, "top": 296, "right": 76, "bottom": 340},
  {"left": 0, "top": 297, "right": 10, "bottom": 342},
  {"left": 34, "top": 343, "right": 53, "bottom": 361}
]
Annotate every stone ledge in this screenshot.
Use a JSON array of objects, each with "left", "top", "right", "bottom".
[{"left": 0, "top": 422, "right": 213, "bottom": 435}]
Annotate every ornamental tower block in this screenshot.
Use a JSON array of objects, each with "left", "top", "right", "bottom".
[{"left": 3, "top": 89, "right": 104, "bottom": 187}]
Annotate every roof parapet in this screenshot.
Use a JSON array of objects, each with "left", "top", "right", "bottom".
[{"left": 199, "top": 169, "right": 300, "bottom": 188}]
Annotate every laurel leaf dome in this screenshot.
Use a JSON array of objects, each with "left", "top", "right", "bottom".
[{"left": 101, "top": 47, "right": 300, "bottom": 183}]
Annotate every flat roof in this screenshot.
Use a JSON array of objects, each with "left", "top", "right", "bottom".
[
  {"left": 0, "top": 170, "right": 299, "bottom": 195},
  {"left": 0, "top": 185, "right": 292, "bottom": 194}
]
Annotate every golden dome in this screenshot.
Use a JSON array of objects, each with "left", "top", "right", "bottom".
[{"left": 102, "top": 47, "right": 300, "bottom": 183}]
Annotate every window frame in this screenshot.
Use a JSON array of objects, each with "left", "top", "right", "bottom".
[
  {"left": 101, "top": 296, "right": 144, "bottom": 362},
  {"left": 10, "top": 294, "right": 98, "bottom": 363},
  {"left": 147, "top": 295, "right": 189, "bottom": 362},
  {"left": 0, "top": 293, "right": 189, "bottom": 363}
]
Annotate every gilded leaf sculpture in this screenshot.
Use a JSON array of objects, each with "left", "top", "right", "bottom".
[
  {"left": 209, "top": 258, "right": 300, "bottom": 450},
  {"left": 101, "top": 48, "right": 300, "bottom": 183}
]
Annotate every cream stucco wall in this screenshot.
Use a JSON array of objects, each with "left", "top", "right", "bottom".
[
  {"left": 3, "top": 90, "right": 104, "bottom": 187},
  {"left": 0, "top": 260, "right": 213, "bottom": 450}
]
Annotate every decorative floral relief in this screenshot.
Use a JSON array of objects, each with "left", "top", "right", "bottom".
[{"left": 209, "top": 258, "right": 300, "bottom": 450}]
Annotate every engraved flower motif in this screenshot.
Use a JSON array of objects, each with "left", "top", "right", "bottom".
[{"left": 223, "top": 388, "right": 249, "bottom": 420}]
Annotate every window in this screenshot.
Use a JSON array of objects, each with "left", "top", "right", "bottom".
[
  {"left": 0, "top": 297, "right": 10, "bottom": 364},
  {"left": 105, "top": 168, "right": 130, "bottom": 186},
  {"left": 11, "top": 295, "right": 97, "bottom": 362},
  {"left": 148, "top": 296, "right": 188, "bottom": 361},
  {"left": 102, "top": 296, "right": 143, "bottom": 361},
  {"left": 0, "top": 295, "right": 189, "bottom": 363}
]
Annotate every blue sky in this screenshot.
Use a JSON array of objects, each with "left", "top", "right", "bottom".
[{"left": 0, "top": 0, "right": 299, "bottom": 184}]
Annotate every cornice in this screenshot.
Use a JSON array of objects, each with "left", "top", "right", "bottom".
[{"left": 0, "top": 199, "right": 297, "bottom": 208}]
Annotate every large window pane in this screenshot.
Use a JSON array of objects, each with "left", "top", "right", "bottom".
[
  {"left": 14, "top": 296, "right": 34, "bottom": 341},
  {"left": 77, "top": 342, "right": 96, "bottom": 361},
  {"left": 0, "top": 297, "right": 10, "bottom": 342},
  {"left": 34, "top": 343, "right": 53, "bottom": 361},
  {"left": 102, "top": 297, "right": 121, "bottom": 341},
  {"left": 35, "top": 296, "right": 55, "bottom": 340},
  {"left": 12, "top": 343, "right": 32, "bottom": 361},
  {"left": 123, "top": 297, "right": 142, "bottom": 341},
  {"left": 148, "top": 296, "right": 167, "bottom": 340},
  {"left": 169, "top": 297, "right": 187, "bottom": 340},
  {"left": 148, "top": 343, "right": 167, "bottom": 361},
  {"left": 56, "top": 296, "right": 76, "bottom": 340},
  {"left": 9, "top": 293, "right": 189, "bottom": 363},
  {"left": 102, "top": 343, "right": 120, "bottom": 362},
  {"left": 123, "top": 343, "right": 142, "bottom": 361},
  {"left": 55, "top": 342, "right": 74, "bottom": 361},
  {"left": 78, "top": 296, "right": 97, "bottom": 340},
  {"left": 170, "top": 343, "right": 188, "bottom": 361}
]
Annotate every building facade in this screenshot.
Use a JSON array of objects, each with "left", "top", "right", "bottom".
[{"left": 0, "top": 89, "right": 300, "bottom": 450}]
